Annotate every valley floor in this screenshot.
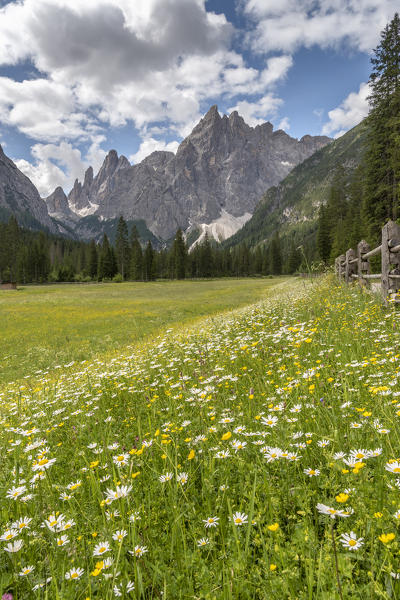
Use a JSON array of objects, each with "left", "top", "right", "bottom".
[
  {"left": 1, "top": 277, "right": 400, "bottom": 599},
  {"left": 0, "top": 277, "right": 288, "bottom": 386}
]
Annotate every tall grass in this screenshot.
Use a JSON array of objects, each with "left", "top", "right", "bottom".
[
  {"left": 1, "top": 276, "right": 400, "bottom": 598},
  {"left": 0, "top": 278, "right": 287, "bottom": 385}
]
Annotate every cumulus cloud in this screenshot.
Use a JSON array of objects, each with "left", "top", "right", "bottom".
[
  {"left": 14, "top": 140, "right": 107, "bottom": 197},
  {"left": 321, "top": 82, "right": 370, "bottom": 138},
  {"left": 0, "top": 0, "right": 295, "bottom": 188},
  {"left": 227, "top": 96, "right": 283, "bottom": 127},
  {"left": 130, "top": 138, "right": 180, "bottom": 164},
  {"left": 243, "top": 0, "right": 400, "bottom": 54},
  {"left": 277, "top": 117, "right": 290, "bottom": 131}
]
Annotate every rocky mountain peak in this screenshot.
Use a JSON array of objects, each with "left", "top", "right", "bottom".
[
  {"left": 56, "top": 105, "right": 332, "bottom": 241},
  {"left": 0, "top": 145, "right": 57, "bottom": 232},
  {"left": 83, "top": 166, "right": 93, "bottom": 189}
]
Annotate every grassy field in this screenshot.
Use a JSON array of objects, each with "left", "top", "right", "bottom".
[
  {"left": 2, "top": 277, "right": 400, "bottom": 599},
  {"left": 0, "top": 278, "right": 288, "bottom": 385}
]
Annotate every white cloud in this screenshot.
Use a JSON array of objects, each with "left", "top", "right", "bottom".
[
  {"left": 14, "top": 141, "right": 106, "bottom": 197},
  {"left": 243, "top": 0, "right": 400, "bottom": 54},
  {"left": 277, "top": 117, "right": 290, "bottom": 131},
  {"left": 227, "top": 96, "right": 283, "bottom": 127},
  {"left": 130, "top": 138, "right": 180, "bottom": 164},
  {"left": 322, "top": 82, "right": 370, "bottom": 137},
  {"left": 0, "top": 1, "right": 292, "bottom": 144}
]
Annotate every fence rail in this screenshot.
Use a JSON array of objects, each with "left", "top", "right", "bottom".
[{"left": 335, "top": 220, "right": 400, "bottom": 305}]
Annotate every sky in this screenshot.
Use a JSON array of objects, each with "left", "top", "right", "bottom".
[{"left": 0, "top": 0, "right": 396, "bottom": 197}]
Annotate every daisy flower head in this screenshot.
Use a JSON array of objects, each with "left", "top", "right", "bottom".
[
  {"left": 12, "top": 517, "right": 32, "bottom": 530},
  {"left": 6, "top": 485, "right": 26, "bottom": 500},
  {"left": 385, "top": 461, "right": 400, "bottom": 474},
  {"left": 56, "top": 535, "right": 69, "bottom": 547},
  {"left": 65, "top": 567, "right": 84, "bottom": 580},
  {"left": 177, "top": 472, "right": 188, "bottom": 485},
  {"left": 113, "top": 453, "right": 130, "bottom": 466},
  {"left": 232, "top": 512, "right": 248, "bottom": 526},
  {"left": 19, "top": 565, "right": 35, "bottom": 576},
  {"left": 129, "top": 544, "right": 148, "bottom": 557},
  {"left": 203, "top": 516, "right": 219, "bottom": 528},
  {"left": 261, "top": 415, "right": 278, "bottom": 427},
  {"left": 159, "top": 472, "right": 173, "bottom": 483},
  {"left": 93, "top": 541, "right": 111, "bottom": 556},
  {"left": 316, "top": 503, "right": 351, "bottom": 519},
  {"left": 0, "top": 529, "right": 19, "bottom": 541},
  {"left": 197, "top": 537, "right": 210, "bottom": 547},
  {"left": 340, "top": 531, "right": 364, "bottom": 551},
  {"left": 112, "top": 529, "right": 127, "bottom": 542},
  {"left": 4, "top": 539, "right": 24, "bottom": 553},
  {"left": 304, "top": 468, "right": 320, "bottom": 477}
]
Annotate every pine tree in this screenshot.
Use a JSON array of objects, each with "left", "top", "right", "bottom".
[
  {"left": 115, "top": 216, "right": 130, "bottom": 279},
  {"left": 143, "top": 241, "right": 155, "bottom": 281},
  {"left": 89, "top": 240, "right": 98, "bottom": 280},
  {"left": 98, "top": 234, "right": 115, "bottom": 280},
  {"left": 130, "top": 226, "right": 143, "bottom": 280},
  {"left": 172, "top": 229, "right": 187, "bottom": 279},
  {"left": 317, "top": 204, "right": 332, "bottom": 263},
  {"left": 199, "top": 234, "right": 213, "bottom": 277},
  {"left": 363, "top": 13, "right": 400, "bottom": 238},
  {"left": 270, "top": 233, "right": 282, "bottom": 275}
]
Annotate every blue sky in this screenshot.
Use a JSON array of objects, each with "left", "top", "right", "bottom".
[{"left": 0, "top": 0, "right": 396, "bottom": 196}]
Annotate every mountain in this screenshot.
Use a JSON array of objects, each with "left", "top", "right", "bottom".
[
  {"left": 47, "top": 106, "right": 331, "bottom": 242},
  {"left": 0, "top": 144, "right": 57, "bottom": 232},
  {"left": 226, "top": 121, "right": 366, "bottom": 249}
]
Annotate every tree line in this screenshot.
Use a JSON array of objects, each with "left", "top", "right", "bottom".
[
  {"left": 0, "top": 215, "right": 291, "bottom": 284},
  {"left": 317, "top": 13, "right": 400, "bottom": 265}
]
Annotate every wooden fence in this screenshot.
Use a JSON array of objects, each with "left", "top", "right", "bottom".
[{"left": 335, "top": 220, "right": 400, "bottom": 305}]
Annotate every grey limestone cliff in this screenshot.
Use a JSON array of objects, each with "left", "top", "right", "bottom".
[
  {"left": 50, "top": 106, "right": 332, "bottom": 240},
  {"left": 0, "top": 144, "right": 57, "bottom": 232}
]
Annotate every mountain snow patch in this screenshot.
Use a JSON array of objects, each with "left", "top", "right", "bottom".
[{"left": 189, "top": 210, "right": 252, "bottom": 251}]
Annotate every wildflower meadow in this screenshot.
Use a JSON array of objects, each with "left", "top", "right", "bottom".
[{"left": 1, "top": 276, "right": 400, "bottom": 599}]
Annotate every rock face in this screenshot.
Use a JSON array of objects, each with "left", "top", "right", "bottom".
[
  {"left": 0, "top": 144, "right": 57, "bottom": 232},
  {"left": 49, "top": 106, "right": 332, "bottom": 240}
]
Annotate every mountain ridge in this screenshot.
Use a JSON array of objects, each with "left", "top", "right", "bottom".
[{"left": 45, "top": 105, "right": 332, "bottom": 241}]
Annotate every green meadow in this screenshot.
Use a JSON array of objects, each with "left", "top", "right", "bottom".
[
  {"left": 0, "top": 278, "right": 288, "bottom": 385},
  {"left": 3, "top": 277, "right": 400, "bottom": 599}
]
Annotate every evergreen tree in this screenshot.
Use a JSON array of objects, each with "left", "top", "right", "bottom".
[
  {"left": 89, "top": 240, "right": 98, "bottom": 280},
  {"left": 363, "top": 13, "right": 400, "bottom": 238},
  {"left": 98, "top": 234, "right": 115, "bottom": 280},
  {"left": 171, "top": 229, "right": 187, "bottom": 279},
  {"left": 199, "top": 234, "right": 213, "bottom": 277},
  {"left": 115, "top": 216, "right": 130, "bottom": 279},
  {"left": 270, "top": 233, "right": 282, "bottom": 275},
  {"left": 130, "top": 226, "right": 143, "bottom": 280},
  {"left": 143, "top": 241, "right": 155, "bottom": 281},
  {"left": 317, "top": 204, "right": 332, "bottom": 263},
  {"left": 288, "top": 241, "right": 300, "bottom": 274}
]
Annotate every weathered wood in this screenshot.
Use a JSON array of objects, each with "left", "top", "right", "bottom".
[
  {"left": 381, "top": 221, "right": 400, "bottom": 305},
  {"left": 362, "top": 245, "right": 382, "bottom": 260},
  {"left": 337, "top": 254, "right": 346, "bottom": 281},
  {"left": 357, "top": 240, "right": 370, "bottom": 287},
  {"left": 345, "top": 248, "right": 357, "bottom": 283},
  {"left": 362, "top": 273, "right": 382, "bottom": 280},
  {"left": 349, "top": 258, "right": 358, "bottom": 264},
  {"left": 389, "top": 243, "right": 400, "bottom": 254}
]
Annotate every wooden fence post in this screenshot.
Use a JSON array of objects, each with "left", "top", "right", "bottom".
[
  {"left": 381, "top": 220, "right": 400, "bottom": 305},
  {"left": 345, "top": 249, "right": 356, "bottom": 283},
  {"left": 338, "top": 254, "right": 345, "bottom": 281},
  {"left": 357, "top": 240, "right": 370, "bottom": 287}
]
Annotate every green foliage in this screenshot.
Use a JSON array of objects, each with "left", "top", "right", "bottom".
[
  {"left": 115, "top": 216, "right": 130, "bottom": 279},
  {"left": 2, "top": 278, "right": 400, "bottom": 597},
  {"left": 363, "top": 13, "right": 400, "bottom": 239}
]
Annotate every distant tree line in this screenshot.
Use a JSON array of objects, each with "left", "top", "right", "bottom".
[{"left": 0, "top": 215, "right": 294, "bottom": 284}]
